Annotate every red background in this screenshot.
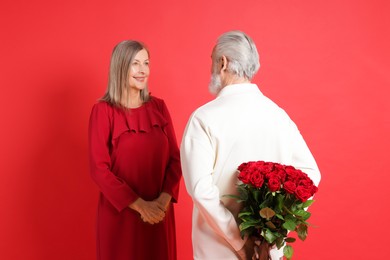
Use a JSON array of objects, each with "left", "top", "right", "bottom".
[{"left": 1, "top": 0, "right": 389, "bottom": 259}]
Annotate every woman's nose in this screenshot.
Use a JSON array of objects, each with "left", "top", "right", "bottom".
[{"left": 140, "top": 64, "right": 147, "bottom": 73}]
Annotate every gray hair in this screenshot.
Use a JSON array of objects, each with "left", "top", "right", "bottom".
[
  {"left": 214, "top": 30, "right": 260, "bottom": 80},
  {"left": 101, "top": 40, "right": 150, "bottom": 107}
]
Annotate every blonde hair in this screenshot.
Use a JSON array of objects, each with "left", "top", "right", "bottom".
[{"left": 101, "top": 40, "right": 150, "bottom": 107}]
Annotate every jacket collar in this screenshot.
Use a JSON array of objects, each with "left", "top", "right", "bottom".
[{"left": 217, "top": 83, "right": 262, "bottom": 98}]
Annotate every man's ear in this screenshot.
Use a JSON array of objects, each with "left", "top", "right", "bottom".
[{"left": 221, "top": 55, "right": 228, "bottom": 71}]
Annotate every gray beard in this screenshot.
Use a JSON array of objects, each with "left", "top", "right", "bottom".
[{"left": 208, "top": 73, "right": 222, "bottom": 95}]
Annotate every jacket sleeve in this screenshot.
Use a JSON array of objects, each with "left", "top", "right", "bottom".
[
  {"left": 88, "top": 103, "right": 139, "bottom": 212},
  {"left": 160, "top": 100, "right": 182, "bottom": 203},
  {"left": 180, "top": 113, "right": 246, "bottom": 252},
  {"left": 289, "top": 122, "right": 321, "bottom": 187}
]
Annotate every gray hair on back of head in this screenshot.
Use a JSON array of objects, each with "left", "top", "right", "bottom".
[{"left": 214, "top": 30, "right": 260, "bottom": 80}]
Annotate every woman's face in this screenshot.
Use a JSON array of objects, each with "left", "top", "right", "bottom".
[{"left": 128, "top": 49, "right": 150, "bottom": 91}]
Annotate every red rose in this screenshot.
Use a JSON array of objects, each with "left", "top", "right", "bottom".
[
  {"left": 296, "top": 170, "right": 309, "bottom": 180},
  {"left": 287, "top": 168, "right": 310, "bottom": 185},
  {"left": 285, "top": 167, "right": 300, "bottom": 182},
  {"left": 298, "top": 178, "right": 313, "bottom": 188},
  {"left": 238, "top": 162, "right": 250, "bottom": 172},
  {"left": 295, "top": 186, "right": 312, "bottom": 202},
  {"left": 297, "top": 176, "right": 318, "bottom": 196},
  {"left": 254, "top": 161, "right": 266, "bottom": 168},
  {"left": 283, "top": 181, "right": 296, "bottom": 194},
  {"left": 250, "top": 171, "right": 265, "bottom": 188},
  {"left": 284, "top": 165, "right": 297, "bottom": 172},
  {"left": 258, "top": 161, "right": 274, "bottom": 174},
  {"left": 266, "top": 171, "right": 278, "bottom": 180},
  {"left": 274, "top": 163, "right": 285, "bottom": 171},
  {"left": 276, "top": 169, "right": 287, "bottom": 182},
  {"left": 266, "top": 169, "right": 285, "bottom": 182},
  {"left": 268, "top": 177, "right": 281, "bottom": 192},
  {"left": 238, "top": 170, "right": 251, "bottom": 184},
  {"left": 311, "top": 185, "right": 318, "bottom": 195}
]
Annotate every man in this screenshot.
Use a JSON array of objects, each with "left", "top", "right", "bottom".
[{"left": 180, "top": 30, "right": 321, "bottom": 260}]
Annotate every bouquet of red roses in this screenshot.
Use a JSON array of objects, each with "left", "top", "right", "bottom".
[{"left": 228, "top": 161, "right": 318, "bottom": 260}]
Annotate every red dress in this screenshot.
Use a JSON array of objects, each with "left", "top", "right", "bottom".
[{"left": 88, "top": 97, "right": 182, "bottom": 260}]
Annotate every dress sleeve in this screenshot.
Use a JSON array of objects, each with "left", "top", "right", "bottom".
[
  {"left": 160, "top": 100, "right": 182, "bottom": 203},
  {"left": 88, "top": 103, "right": 139, "bottom": 212},
  {"left": 180, "top": 113, "right": 246, "bottom": 252}
]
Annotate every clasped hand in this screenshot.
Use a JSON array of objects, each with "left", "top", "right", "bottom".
[{"left": 128, "top": 193, "right": 171, "bottom": 224}]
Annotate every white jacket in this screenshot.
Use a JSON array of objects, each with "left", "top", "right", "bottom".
[{"left": 181, "top": 83, "right": 321, "bottom": 260}]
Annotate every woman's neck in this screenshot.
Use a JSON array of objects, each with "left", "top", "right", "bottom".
[{"left": 122, "top": 90, "right": 142, "bottom": 108}]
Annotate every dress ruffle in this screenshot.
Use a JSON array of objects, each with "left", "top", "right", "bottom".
[{"left": 110, "top": 101, "right": 168, "bottom": 146}]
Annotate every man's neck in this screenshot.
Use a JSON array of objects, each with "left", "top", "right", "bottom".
[{"left": 222, "top": 74, "right": 250, "bottom": 87}]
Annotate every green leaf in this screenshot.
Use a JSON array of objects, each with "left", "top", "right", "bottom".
[
  {"left": 282, "top": 219, "right": 297, "bottom": 231},
  {"left": 276, "top": 193, "right": 285, "bottom": 212},
  {"left": 286, "top": 213, "right": 297, "bottom": 219},
  {"left": 294, "top": 202, "right": 303, "bottom": 209},
  {"left": 237, "top": 185, "right": 249, "bottom": 200},
  {"left": 284, "top": 245, "right": 294, "bottom": 260},
  {"left": 240, "top": 215, "right": 256, "bottom": 222},
  {"left": 275, "top": 237, "right": 285, "bottom": 249},
  {"left": 259, "top": 194, "right": 273, "bottom": 208},
  {"left": 253, "top": 189, "right": 261, "bottom": 202},
  {"left": 302, "top": 199, "right": 315, "bottom": 208},
  {"left": 222, "top": 194, "right": 241, "bottom": 200},
  {"left": 285, "top": 237, "right": 296, "bottom": 243},
  {"left": 275, "top": 214, "right": 284, "bottom": 220},
  {"left": 239, "top": 222, "right": 255, "bottom": 232},
  {"left": 239, "top": 218, "right": 261, "bottom": 232},
  {"left": 297, "top": 224, "right": 308, "bottom": 241},
  {"left": 238, "top": 211, "right": 253, "bottom": 218},
  {"left": 294, "top": 210, "right": 311, "bottom": 220},
  {"left": 259, "top": 207, "right": 275, "bottom": 220},
  {"left": 283, "top": 205, "right": 294, "bottom": 215},
  {"left": 262, "top": 228, "right": 278, "bottom": 244}
]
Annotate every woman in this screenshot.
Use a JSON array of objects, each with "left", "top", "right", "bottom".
[{"left": 88, "top": 40, "right": 182, "bottom": 260}]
